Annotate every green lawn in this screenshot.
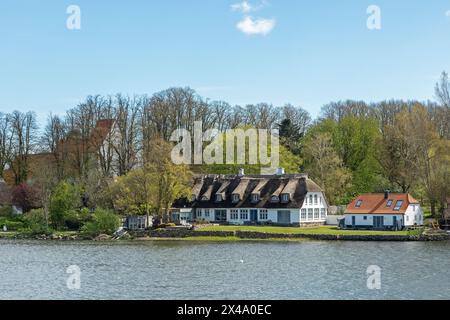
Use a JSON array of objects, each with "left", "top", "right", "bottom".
[{"left": 197, "top": 225, "right": 411, "bottom": 236}]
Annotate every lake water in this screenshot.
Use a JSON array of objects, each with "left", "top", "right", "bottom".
[{"left": 0, "top": 239, "right": 449, "bottom": 300}]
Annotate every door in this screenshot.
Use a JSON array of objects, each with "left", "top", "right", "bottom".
[
  {"left": 393, "top": 216, "right": 397, "bottom": 230},
  {"left": 373, "top": 216, "right": 384, "bottom": 229},
  {"left": 351, "top": 216, "right": 356, "bottom": 228},
  {"left": 214, "top": 210, "right": 227, "bottom": 222},
  {"left": 250, "top": 210, "right": 258, "bottom": 222},
  {"left": 277, "top": 210, "right": 291, "bottom": 224}
]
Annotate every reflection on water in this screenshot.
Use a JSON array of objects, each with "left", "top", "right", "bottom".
[{"left": 0, "top": 239, "right": 449, "bottom": 300}]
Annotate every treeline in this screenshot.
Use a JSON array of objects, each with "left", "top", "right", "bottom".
[{"left": 0, "top": 73, "right": 449, "bottom": 217}]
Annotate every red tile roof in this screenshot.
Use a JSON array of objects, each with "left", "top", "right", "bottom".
[{"left": 345, "top": 193, "right": 419, "bottom": 215}]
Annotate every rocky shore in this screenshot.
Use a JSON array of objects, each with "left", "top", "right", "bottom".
[{"left": 1, "top": 228, "right": 448, "bottom": 241}]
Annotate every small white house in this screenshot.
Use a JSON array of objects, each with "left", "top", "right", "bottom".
[
  {"left": 344, "top": 192, "right": 423, "bottom": 230},
  {"left": 180, "top": 169, "right": 329, "bottom": 227}
]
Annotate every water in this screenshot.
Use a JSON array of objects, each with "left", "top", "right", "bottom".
[{"left": 1, "top": 239, "right": 449, "bottom": 300}]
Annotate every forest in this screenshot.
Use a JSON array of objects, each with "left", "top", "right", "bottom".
[{"left": 0, "top": 72, "right": 449, "bottom": 228}]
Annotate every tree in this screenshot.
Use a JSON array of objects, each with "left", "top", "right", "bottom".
[
  {"left": 303, "top": 132, "right": 352, "bottom": 204},
  {"left": 111, "top": 167, "right": 158, "bottom": 217},
  {"left": 12, "top": 183, "right": 38, "bottom": 213},
  {"left": 435, "top": 71, "right": 450, "bottom": 108},
  {"left": 0, "top": 113, "right": 13, "bottom": 178},
  {"left": 395, "top": 105, "right": 449, "bottom": 216},
  {"left": 42, "top": 114, "right": 67, "bottom": 180},
  {"left": 49, "top": 181, "right": 81, "bottom": 229},
  {"left": 112, "top": 94, "right": 141, "bottom": 175},
  {"left": 9, "top": 111, "right": 38, "bottom": 184}
]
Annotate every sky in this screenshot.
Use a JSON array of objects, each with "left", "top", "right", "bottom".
[{"left": 1, "top": 0, "right": 450, "bottom": 124}]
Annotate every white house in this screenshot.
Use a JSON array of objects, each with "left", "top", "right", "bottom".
[
  {"left": 173, "top": 169, "right": 329, "bottom": 227},
  {"left": 344, "top": 192, "right": 423, "bottom": 230}
]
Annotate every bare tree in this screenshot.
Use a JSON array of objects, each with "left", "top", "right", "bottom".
[
  {"left": 42, "top": 114, "right": 67, "bottom": 180},
  {"left": 0, "top": 113, "right": 13, "bottom": 178},
  {"left": 9, "top": 111, "right": 38, "bottom": 184},
  {"left": 113, "top": 94, "right": 141, "bottom": 175},
  {"left": 435, "top": 71, "right": 450, "bottom": 107}
]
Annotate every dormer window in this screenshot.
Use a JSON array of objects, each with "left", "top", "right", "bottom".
[
  {"left": 252, "top": 194, "right": 259, "bottom": 203},
  {"left": 355, "top": 200, "right": 363, "bottom": 208},
  {"left": 393, "top": 200, "right": 403, "bottom": 211},
  {"left": 191, "top": 194, "right": 197, "bottom": 202},
  {"left": 271, "top": 196, "right": 279, "bottom": 203},
  {"left": 281, "top": 194, "right": 289, "bottom": 203},
  {"left": 201, "top": 196, "right": 208, "bottom": 201},
  {"left": 232, "top": 194, "right": 240, "bottom": 203},
  {"left": 216, "top": 194, "right": 222, "bottom": 202},
  {"left": 386, "top": 200, "right": 393, "bottom": 207}
]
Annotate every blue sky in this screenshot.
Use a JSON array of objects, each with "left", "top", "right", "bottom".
[{"left": 1, "top": 0, "right": 450, "bottom": 124}]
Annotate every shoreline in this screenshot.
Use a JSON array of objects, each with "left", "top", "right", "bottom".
[{"left": 1, "top": 229, "right": 448, "bottom": 242}]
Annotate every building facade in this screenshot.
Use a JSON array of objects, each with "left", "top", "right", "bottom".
[
  {"left": 175, "top": 170, "right": 329, "bottom": 226},
  {"left": 344, "top": 192, "right": 424, "bottom": 230}
]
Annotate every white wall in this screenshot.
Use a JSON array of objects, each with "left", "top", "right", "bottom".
[
  {"left": 299, "top": 192, "right": 328, "bottom": 223},
  {"left": 194, "top": 191, "right": 329, "bottom": 225},
  {"left": 404, "top": 204, "right": 423, "bottom": 226},
  {"left": 344, "top": 214, "right": 404, "bottom": 227},
  {"left": 344, "top": 204, "right": 424, "bottom": 228}
]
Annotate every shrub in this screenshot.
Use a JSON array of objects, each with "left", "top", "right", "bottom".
[
  {"left": 64, "top": 208, "right": 92, "bottom": 230},
  {"left": 0, "top": 218, "right": 24, "bottom": 231},
  {"left": 23, "top": 208, "right": 47, "bottom": 227},
  {"left": 156, "top": 223, "right": 176, "bottom": 228},
  {"left": 0, "top": 206, "right": 14, "bottom": 217},
  {"left": 21, "top": 209, "right": 53, "bottom": 235},
  {"left": 80, "top": 208, "right": 120, "bottom": 237}
]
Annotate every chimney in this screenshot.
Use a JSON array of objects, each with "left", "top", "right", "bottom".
[
  {"left": 238, "top": 168, "right": 245, "bottom": 177},
  {"left": 384, "top": 190, "right": 390, "bottom": 199},
  {"left": 276, "top": 167, "right": 285, "bottom": 175}
]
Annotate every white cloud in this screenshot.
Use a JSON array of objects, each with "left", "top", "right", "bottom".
[
  {"left": 446, "top": 10, "right": 450, "bottom": 17},
  {"left": 231, "top": 1, "right": 253, "bottom": 13},
  {"left": 236, "top": 16, "right": 275, "bottom": 35}
]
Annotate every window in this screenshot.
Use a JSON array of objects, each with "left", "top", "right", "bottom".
[
  {"left": 412, "top": 205, "right": 416, "bottom": 212},
  {"left": 309, "top": 195, "right": 313, "bottom": 204},
  {"left": 252, "top": 194, "right": 259, "bottom": 203},
  {"left": 240, "top": 209, "right": 248, "bottom": 220},
  {"left": 197, "top": 210, "right": 202, "bottom": 218},
  {"left": 232, "top": 194, "right": 240, "bottom": 203},
  {"left": 307, "top": 208, "right": 313, "bottom": 220},
  {"left": 393, "top": 200, "right": 404, "bottom": 211},
  {"left": 301, "top": 209, "right": 307, "bottom": 220},
  {"left": 230, "top": 209, "right": 239, "bottom": 220},
  {"left": 281, "top": 194, "right": 289, "bottom": 203},
  {"left": 406, "top": 215, "right": 409, "bottom": 222},
  {"left": 355, "top": 200, "right": 363, "bottom": 208},
  {"left": 216, "top": 194, "right": 222, "bottom": 202},
  {"left": 319, "top": 197, "right": 322, "bottom": 204},
  {"left": 271, "top": 196, "right": 279, "bottom": 203},
  {"left": 259, "top": 209, "right": 268, "bottom": 220},
  {"left": 363, "top": 216, "right": 367, "bottom": 220},
  {"left": 386, "top": 200, "right": 393, "bottom": 207},
  {"left": 320, "top": 208, "right": 326, "bottom": 219},
  {"left": 314, "top": 208, "right": 319, "bottom": 220},
  {"left": 204, "top": 209, "right": 210, "bottom": 217},
  {"left": 314, "top": 194, "right": 318, "bottom": 205}
]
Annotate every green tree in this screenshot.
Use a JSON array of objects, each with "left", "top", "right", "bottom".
[
  {"left": 49, "top": 181, "right": 81, "bottom": 229},
  {"left": 303, "top": 132, "right": 352, "bottom": 204}
]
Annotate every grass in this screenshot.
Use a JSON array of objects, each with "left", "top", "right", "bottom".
[
  {"left": 197, "top": 225, "right": 411, "bottom": 236},
  {"left": 152, "top": 236, "right": 309, "bottom": 242}
]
